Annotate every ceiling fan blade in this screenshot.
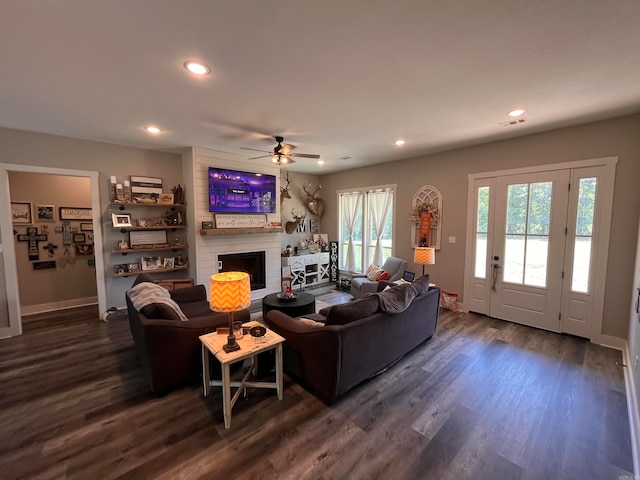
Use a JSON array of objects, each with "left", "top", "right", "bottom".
[
  {"left": 241, "top": 147, "right": 271, "bottom": 154},
  {"left": 279, "top": 143, "right": 297, "bottom": 154},
  {"left": 289, "top": 153, "right": 321, "bottom": 159},
  {"left": 249, "top": 154, "right": 271, "bottom": 160}
]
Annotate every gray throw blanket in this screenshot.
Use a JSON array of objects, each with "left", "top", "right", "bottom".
[
  {"left": 128, "top": 282, "right": 189, "bottom": 322},
  {"left": 375, "top": 284, "right": 419, "bottom": 313}
]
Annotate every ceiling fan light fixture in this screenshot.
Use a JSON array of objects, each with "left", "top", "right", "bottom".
[{"left": 183, "top": 61, "right": 210, "bottom": 75}]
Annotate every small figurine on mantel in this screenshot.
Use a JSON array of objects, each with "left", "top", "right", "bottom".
[
  {"left": 171, "top": 184, "right": 185, "bottom": 205},
  {"left": 420, "top": 236, "right": 428, "bottom": 247}
]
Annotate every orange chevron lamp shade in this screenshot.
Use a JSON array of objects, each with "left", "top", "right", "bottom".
[
  {"left": 210, "top": 272, "right": 251, "bottom": 312},
  {"left": 414, "top": 247, "right": 436, "bottom": 265}
]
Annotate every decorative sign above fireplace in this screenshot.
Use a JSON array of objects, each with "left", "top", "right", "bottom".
[{"left": 214, "top": 214, "right": 267, "bottom": 229}]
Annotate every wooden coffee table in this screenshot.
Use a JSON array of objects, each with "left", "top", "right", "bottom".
[
  {"left": 262, "top": 291, "right": 316, "bottom": 318},
  {"left": 200, "top": 322, "right": 285, "bottom": 429}
]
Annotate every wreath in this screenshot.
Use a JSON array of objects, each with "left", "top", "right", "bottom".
[{"left": 411, "top": 201, "right": 439, "bottom": 227}]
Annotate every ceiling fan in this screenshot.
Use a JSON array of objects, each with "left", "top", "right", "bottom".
[{"left": 240, "top": 136, "right": 320, "bottom": 165}]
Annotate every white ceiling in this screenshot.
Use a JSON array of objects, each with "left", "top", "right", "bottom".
[{"left": 1, "top": 1, "right": 639, "bottom": 174}]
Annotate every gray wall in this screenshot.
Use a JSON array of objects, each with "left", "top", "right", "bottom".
[
  {"left": 0, "top": 127, "right": 184, "bottom": 309},
  {"left": 319, "top": 113, "right": 640, "bottom": 339},
  {"left": 9, "top": 172, "right": 96, "bottom": 308}
]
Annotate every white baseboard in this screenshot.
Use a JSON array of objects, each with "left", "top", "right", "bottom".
[
  {"left": 623, "top": 342, "right": 640, "bottom": 477},
  {"left": 595, "top": 333, "right": 626, "bottom": 351},
  {"left": 21, "top": 297, "right": 98, "bottom": 316}
]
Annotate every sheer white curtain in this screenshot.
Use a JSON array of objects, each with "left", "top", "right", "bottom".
[
  {"left": 369, "top": 188, "right": 393, "bottom": 265},
  {"left": 341, "top": 192, "right": 362, "bottom": 272}
]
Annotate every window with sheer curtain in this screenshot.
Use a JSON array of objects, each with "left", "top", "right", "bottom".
[{"left": 338, "top": 185, "right": 395, "bottom": 273}]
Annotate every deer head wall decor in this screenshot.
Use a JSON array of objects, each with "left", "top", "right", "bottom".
[
  {"left": 280, "top": 172, "right": 292, "bottom": 204},
  {"left": 303, "top": 182, "right": 325, "bottom": 216},
  {"left": 285, "top": 209, "right": 307, "bottom": 234}
]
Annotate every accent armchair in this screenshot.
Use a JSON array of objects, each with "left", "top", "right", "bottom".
[
  {"left": 126, "top": 274, "right": 250, "bottom": 394},
  {"left": 350, "top": 256, "right": 409, "bottom": 299}
]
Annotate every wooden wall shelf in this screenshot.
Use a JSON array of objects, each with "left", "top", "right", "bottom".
[
  {"left": 199, "top": 227, "right": 283, "bottom": 236},
  {"left": 113, "top": 265, "right": 189, "bottom": 278}
]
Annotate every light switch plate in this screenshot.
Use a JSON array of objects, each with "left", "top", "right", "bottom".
[{"left": 448, "top": 236, "right": 456, "bottom": 244}]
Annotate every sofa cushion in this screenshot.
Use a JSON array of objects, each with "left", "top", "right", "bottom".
[
  {"left": 325, "top": 294, "right": 380, "bottom": 326},
  {"left": 141, "top": 302, "right": 184, "bottom": 320}
]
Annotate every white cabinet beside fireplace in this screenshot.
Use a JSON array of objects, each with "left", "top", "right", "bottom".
[{"left": 282, "top": 253, "right": 330, "bottom": 287}]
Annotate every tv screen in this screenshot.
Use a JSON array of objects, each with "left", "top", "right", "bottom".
[{"left": 208, "top": 167, "right": 277, "bottom": 213}]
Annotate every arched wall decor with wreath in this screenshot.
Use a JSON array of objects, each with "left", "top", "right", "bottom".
[{"left": 411, "top": 185, "right": 442, "bottom": 250}]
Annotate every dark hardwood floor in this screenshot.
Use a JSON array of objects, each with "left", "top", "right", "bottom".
[{"left": 0, "top": 284, "right": 633, "bottom": 479}]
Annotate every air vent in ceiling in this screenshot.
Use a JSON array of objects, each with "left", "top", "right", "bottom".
[{"left": 498, "top": 118, "right": 527, "bottom": 127}]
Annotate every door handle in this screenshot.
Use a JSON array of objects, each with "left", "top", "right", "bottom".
[{"left": 492, "top": 263, "right": 502, "bottom": 291}]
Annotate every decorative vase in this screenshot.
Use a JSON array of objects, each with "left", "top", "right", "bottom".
[{"left": 419, "top": 211, "right": 432, "bottom": 247}]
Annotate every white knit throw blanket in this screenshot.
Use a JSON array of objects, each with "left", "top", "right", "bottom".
[{"left": 128, "top": 282, "right": 189, "bottom": 322}]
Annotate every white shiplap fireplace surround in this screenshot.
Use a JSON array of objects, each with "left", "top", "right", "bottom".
[{"left": 182, "top": 148, "right": 282, "bottom": 300}]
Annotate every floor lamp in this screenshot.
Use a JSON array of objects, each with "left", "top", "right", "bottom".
[
  {"left": 210, "top": 271, "right": 251, "bottom": 353},
  {"left": 414, "top": 247, "right": 435, "bottom": 276}
]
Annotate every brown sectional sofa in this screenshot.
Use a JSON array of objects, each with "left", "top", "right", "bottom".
[{"left": 265, "top": 276, "right": 440, "bottom": 403}]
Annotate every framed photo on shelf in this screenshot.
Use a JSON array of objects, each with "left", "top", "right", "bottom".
[
  {"left": 80, "top": 222, "right": 93, "bottom": 232},
  {"left": 35, "top": 205, "right": 55, "bottom": 223},
  {"left": 128, "top": 262, "right": 140, "bottom": 273},
  {"left": 59, "top": 207, "right": 93, "bottom": 221},
  {"left": 114, "top": 264, "right": 128, "bottom": 275},
  {"left": 163, "top": 257, "right": 175, "bottom": 269},
  {"left": 11, "top": 202, "right": 32, "bottom": 224},
  {"left": 73, "top": 233, "right": 86, "bottom": 243},
  {"left": 141, "top": 256, "right": 162, "bottom": 271},
  {"left": 111, "top": 213, "right": 132, "bottom": 227}
]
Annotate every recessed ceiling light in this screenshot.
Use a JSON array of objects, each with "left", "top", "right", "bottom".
[
  {"left": 184, "top": 61, "right": 210, "bottom": 75},
  {"left": 317, "top": 160, "right": 325, "bottom": 165},
  {"left": 144, "top": 126, "right": 162, "bottom": 134},
  {"left": 508, "top": 109, "right": 525, "bottom": 117},
  {"left": 395, "top": 139, "right": 406, "bottom": 146}
]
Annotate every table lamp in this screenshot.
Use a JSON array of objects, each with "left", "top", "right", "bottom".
[
  {"left": 210, "top": 271, "right": 251, "bottom": 353},
  {"left": 414, "top": 247, "right": 435, "bottom": 276}
]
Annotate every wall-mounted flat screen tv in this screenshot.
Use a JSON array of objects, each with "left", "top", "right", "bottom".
[{"left": 208, "top": 167, "right": 277, "bottom": 213}]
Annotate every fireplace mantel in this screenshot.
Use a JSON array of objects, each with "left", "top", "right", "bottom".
[{"left": 199, "top": 227, "right": 283, "bottom": 236}]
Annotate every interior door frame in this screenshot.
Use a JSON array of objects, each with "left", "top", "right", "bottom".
[
  {"left": 0, "top": 163, "right": 107, "bottom": 339},
  {"left": 463, "top": 156, "right": 618, "bottom": 344}
]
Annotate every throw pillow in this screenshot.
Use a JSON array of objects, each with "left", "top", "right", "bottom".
[
  {"left": 376, "top": 283, "right": 419, "bottom": 313},
  {"left": 378, "top": 270, "right": 390, "bottom": 281},
  {"left": 325, "top": 294, "right": 380, "bottom": 326},
  {"left": 366, "top": 264, "right": 385, "bottom": 280},
  {"left": 412, "top": 274, "right": 431, "bottom": 295}
]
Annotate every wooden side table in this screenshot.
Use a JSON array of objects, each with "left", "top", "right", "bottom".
[{"left": 200, "top": 322, "right": 285, "bottom": 429}]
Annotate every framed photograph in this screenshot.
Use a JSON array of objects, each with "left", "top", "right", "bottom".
[
  {"left": 111, "top": 213, "right": 132, "bottom": 227},
  {"left": 80, "top": 222, "right": 93, "bottom": 232},
  {"left": 141, "top": 256, "right": 162, "bottom": 271},
  {"left": 75, "top": 244, "right": 94, "bottom": 255},
  {"left": 73, "top": 233, "right": 86, "bottom": 243},
  {"left": 157, "top": 193, "right": 174, "bottom": 205},
  {"left": 201, "top": 221, "right": 214, "bottom": 230},
  {"left": 11, "top": 202, "right": 32, "bottom": 224},
  {"left": 59, "top": 207, "right": 93, "bottom": 221},
  {"left": 35, "top": 205, "right": 55, "bottom": 223},
  {"left": 128, "top": 262, "right": 140, "bottom": 273},
  {"left": 164, "top": 257, "right": 175, "bottom": 269},
  {"left": 114, "top": 264, "right": 128, "bottom": 275}
]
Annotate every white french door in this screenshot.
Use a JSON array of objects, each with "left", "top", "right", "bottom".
[
  {"left": 489, "top": 170, "right": 569, "bottom": 332},
  {"left": 465, "top": 158, "right": 616, "bottom": 339}
]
